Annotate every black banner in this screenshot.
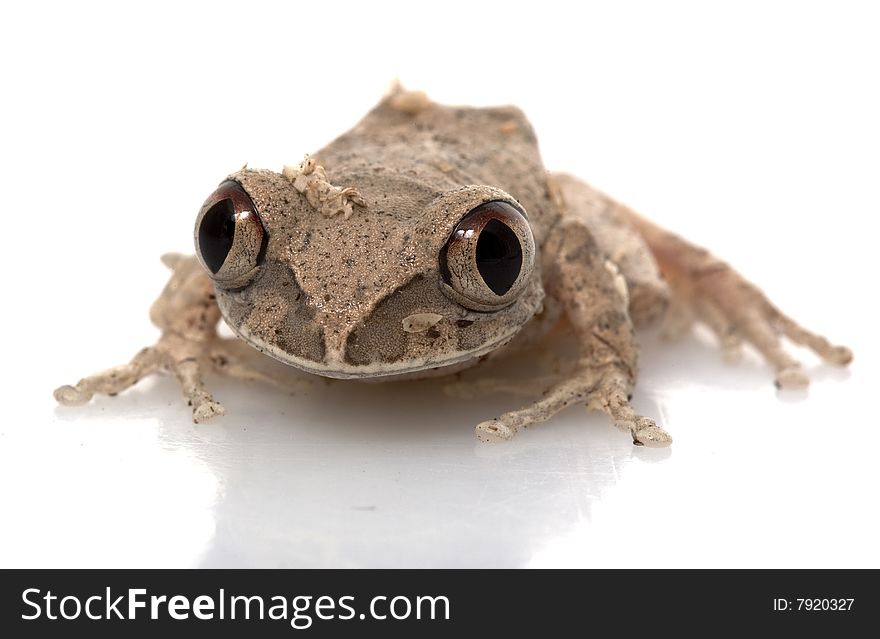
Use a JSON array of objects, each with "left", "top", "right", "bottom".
[{"left": 1, "top": 569, "right": 875, "bottom": 636}]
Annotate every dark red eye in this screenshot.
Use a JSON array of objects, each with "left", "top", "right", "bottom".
[
  {"left": 440, "top": 200, "right": 535, "bottom": 310},
  {"left": 194, "top": 181, "right": 267, "bottom": 287},
  {"left": 199, "top": 195, "right": 237, "bottom": 273}
]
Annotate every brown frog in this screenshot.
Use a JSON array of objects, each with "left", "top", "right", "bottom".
[{"left": 54, "top": 87, "right": 853, "bottom": 446}]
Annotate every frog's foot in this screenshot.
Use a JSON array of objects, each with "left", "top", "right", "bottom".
[
  {"left": 54, "top": 346, "right": 162, "bottom": 407},
  {"left": 663, "top": 263, "right": 850, "bottom": 390},
  {"left": 660, "top": 294, "right": 746, "bottom": 364},
  {"left": 625, "top": 212, "right": 852, "bottom": 390},
  {"left": 173, "top": 351, "right": 225, "bottom": 422},
  {"left": 54, "top": 333, "right": 315, "bottom": 422},
  {"left": 54, "top": 254, "right": 232, "bottom": 422},
  {"left": 475, "top": 359, "right": 672, "bottom": 447},
  {"left": 54, "top": 338, "right": 226, "bottom": 423}
]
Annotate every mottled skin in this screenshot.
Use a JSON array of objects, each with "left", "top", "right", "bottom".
[{"left": 55, "top": 89, "right": 853, "bottom": 446}]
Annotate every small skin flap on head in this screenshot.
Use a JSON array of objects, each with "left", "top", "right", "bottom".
[{"left": 282, "top": 155, "right": 366, "bottom": 219}]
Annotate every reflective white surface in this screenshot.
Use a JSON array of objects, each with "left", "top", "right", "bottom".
[
  {"left": 5, "top": 327, "right": 875, "bottom": 568},
  {"left": 1, "top": 1, "right": 878, "bottom": 568}
]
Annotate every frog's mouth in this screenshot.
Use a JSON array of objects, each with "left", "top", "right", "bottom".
[
  {"left": 227, "top": 319, "right": 522, "bottom": 380},
  {"left": 216, "top": 264, "right": 544, "bottom": 381}
]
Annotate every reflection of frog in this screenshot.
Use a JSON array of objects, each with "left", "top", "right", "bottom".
[{"left": 54, "top": 88, "right": 852, "bottom": 446}]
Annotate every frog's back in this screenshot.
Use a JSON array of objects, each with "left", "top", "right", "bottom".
[{"left": 313, "top": 90, "right": 560, "bottom": 244}]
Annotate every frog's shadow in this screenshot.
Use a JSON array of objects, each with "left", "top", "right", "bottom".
[
  {"left": 52, "top": 344, "right": 668, "bottom": 567},
  {"left": 52, "top": 326, "right": 840, "bottom": 567},
  {"left": 54, "top": 373, "right": 665, "bottom": 567}
]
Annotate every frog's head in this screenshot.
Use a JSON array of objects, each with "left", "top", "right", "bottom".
[{"left": 193, "top": 165, "right": 543, "bottom": 379}]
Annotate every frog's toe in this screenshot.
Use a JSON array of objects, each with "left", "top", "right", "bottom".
[
  {"left": 828, "top": 345, "right": 854, "bottom": 366},
  {"left": 774, "top": 366, "right": 810, "bottom": 391},
  {"left": 475, "top": 418, "right": 515, "bottom": 443},
  {"left": 53, "top": 384, "right": 92, "bottom": 406},
  {"left": 192, "top": 400, "right": 225, "bottom": 423},
  {"left": 631, "top": 417, "right": 672, "bottom": 447}
]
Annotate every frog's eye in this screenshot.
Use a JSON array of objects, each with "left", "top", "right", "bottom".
[
  {"left": 194, "top": 181, "right": 267, "bottom": 288},
  {"left": 440, "top": 200, "right": 535, "bottom": 311}
]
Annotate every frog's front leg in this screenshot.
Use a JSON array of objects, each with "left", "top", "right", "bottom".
[
  {"left": 55, "top": 254, "right": 228, "bottom": 422},
  {"left": 476, "top": 220, "right": 671, "bottom": 447}
]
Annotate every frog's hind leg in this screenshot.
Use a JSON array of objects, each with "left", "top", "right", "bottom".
[
  {"left": 620, "top": 209, "right": 853, "bottom": 389},
  {"left": 476, "top": 218, "right": 671, "bottom": 447}
]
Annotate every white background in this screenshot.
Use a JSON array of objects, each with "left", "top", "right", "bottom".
[{"left": 1, "top": 1, "right": 877, "bottom": 568}]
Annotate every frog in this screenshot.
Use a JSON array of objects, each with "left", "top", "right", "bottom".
[{"left": 53, "top": 86, "right": 853, "bottom": 446}]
